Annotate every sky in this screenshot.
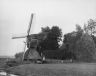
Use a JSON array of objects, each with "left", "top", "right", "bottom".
[{"left": 0, "top": 0, "right": 96, "bottom": 56}]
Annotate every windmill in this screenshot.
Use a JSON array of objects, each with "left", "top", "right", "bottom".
[{"left": 12, "top": 13, "right": 41, "bottom": 62}]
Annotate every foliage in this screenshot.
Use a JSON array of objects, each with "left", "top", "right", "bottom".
[
  {"left": 38, "top": 26, "right": 62, "bottom": 57},
  {"left": 75, "top": 34, "right": 96, "bottom": 62},
  {"left": 61, "top": 30, "right": 83, "bottom": 59},
  {"left": 6, "top": 60, "right": 18, "bottom": 67},
  {"left": 46, "top": 26, "right": 62, "bottom": 49},
  {"left": 91, "top": 35, "right": 96, "bottom": 46},
  {"left": 61, "top": 25, "right": 96, "bottom": 61},
  {"left": 41, "top": 26, "right": 50, "bottom": 33},
  {"left": 15, "top": 52, "right": 23, "bottom": 62},
  {"left": 76, "top": 24, "right": 83, "bottom": 33},
  {"left": 43, "top": 50, "right": 62, "bottom": 59},
  {"left": 56, "top": 20, "right": 96, "bottom": 61},
  {"left": 84, "top": 19, "right": 96, "bottom": 35}
]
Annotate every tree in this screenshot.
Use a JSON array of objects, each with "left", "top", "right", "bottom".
[
  {"left": 15, "top": 52, "right": 23, "bottom": 59},
  {"left": 44, "top": 26, "right": 62, "bottom": 50},
  {"left": 41, "top": 26, "right": 50, "bottom": 33},
  {"left": 91, "top": 35, "right": 96, "bottom": 45},
  {"left": 61, "top": 32, "right": 78, "bottom": 59},
  {"left": 84, "top": 19, "right": 96, "bottom": 35},
  {"left": 15, "top": 52, "right": 23, "bottom": 63},
  {"left": 61, "top": 25, "right": 96, "bottom": 61},
  {"left": 76, "top": 24, "right": 83, "bottom": 33},
  {"left": 75, "top": 34, "right": 96, "bottom": 62},
  {"left": 61, "top": 25, "right": 83, "bottom": 60},
  {"left": 38, "top": 26, "right": 62, "bottom": 59},
  {"left": 47, "top": 26, "right": 62, "bottom": 49}
]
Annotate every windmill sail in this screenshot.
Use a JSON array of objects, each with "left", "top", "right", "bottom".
[
  {"left": 12, "top": 34, "right": 27, "bottom": 39},
  {"left": 28, "top": 13, "right": 36, "bottom": 35},
  {"left": 27, "top": 14, "right": 34, "bottom": 36}
]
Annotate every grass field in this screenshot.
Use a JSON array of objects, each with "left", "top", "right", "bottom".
[{"left": 6, "top": 63, "right": 96, "bottom": 76}]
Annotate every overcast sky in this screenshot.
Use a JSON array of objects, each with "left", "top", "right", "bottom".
[{"left": 0, "top": 0, "right": 96, "bottom": 56}]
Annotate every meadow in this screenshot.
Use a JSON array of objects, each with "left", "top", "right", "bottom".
[{"left": 6, "top": 63, "right": 96, "bottom": 76}]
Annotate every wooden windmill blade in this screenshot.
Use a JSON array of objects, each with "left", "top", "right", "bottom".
[
  {"left": 12, "top": 33, "right": 27, "bottom": 39},
  {"left": 27, "top": 13, "right": 34, "bottom": 36}
]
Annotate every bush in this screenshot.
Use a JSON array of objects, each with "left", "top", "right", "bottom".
[
  {"left": 6, "top": 60, "right": 18, "bottom": 67},
  {"left": 15, "top": 52, "right": 23, "bottom": 63}
]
